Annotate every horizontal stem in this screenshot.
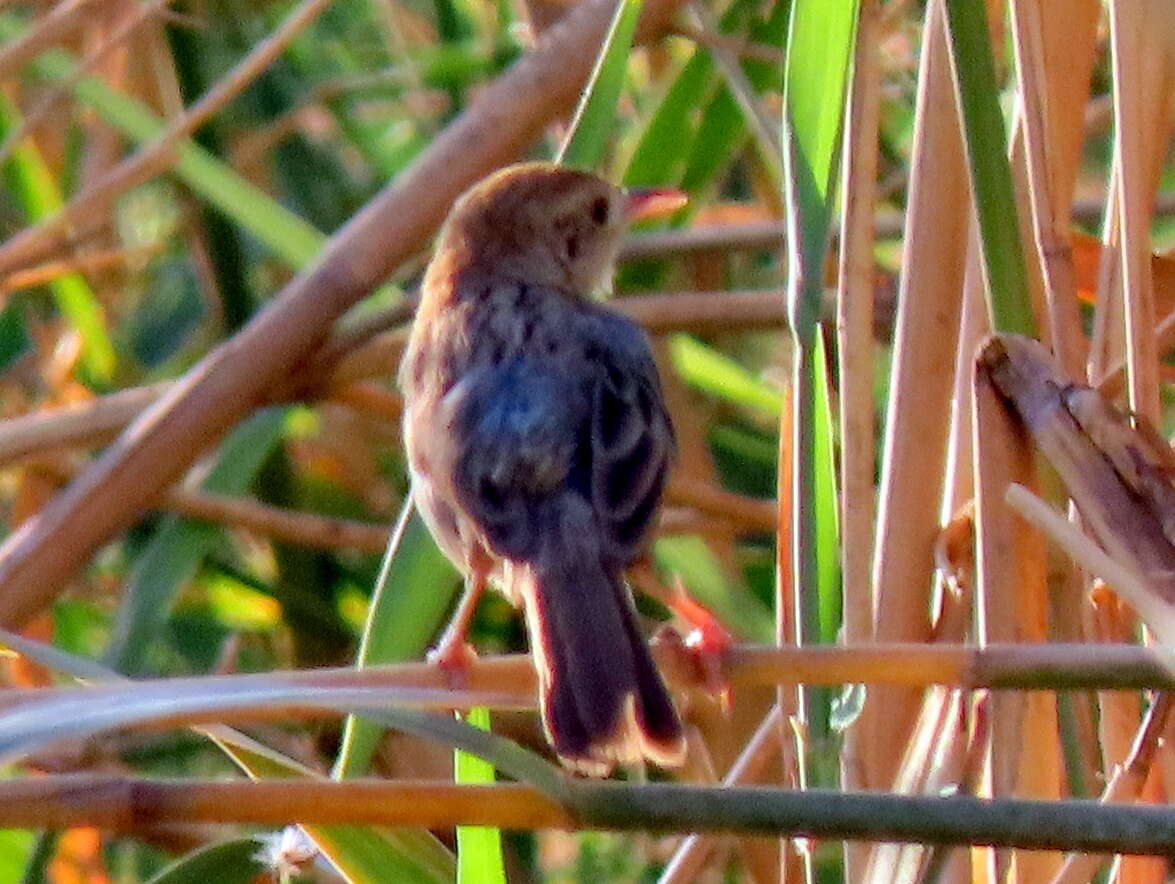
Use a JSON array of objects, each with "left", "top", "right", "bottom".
[
  {"left": 3, "top": 775, "right": 1175, "bottom": 854},
  {"left": 617, "top": 192, "right": 1175, "bottom": 261},
  {"left": 3, "top": 644, "right": 1174, "bottom": 721}
]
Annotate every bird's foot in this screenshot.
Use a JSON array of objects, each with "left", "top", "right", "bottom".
[
  {"left": 653, "top": 573, "right": 733, "bottom": 710},
  {"left": 669, "top": 577, "right": 734, "bottom": 711},
  {"left": 427, "top": 638, "right": 479, "bottom": 691}
]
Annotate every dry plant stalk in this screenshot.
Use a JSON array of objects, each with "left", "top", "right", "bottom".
[
  {"left": 0, "top": 288, "right": 780, "bottom": 464},
  {"left": 9, "top": 643, "right": 1175, "bottom": 726}
]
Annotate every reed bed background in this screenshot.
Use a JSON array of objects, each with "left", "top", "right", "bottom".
[{"left": 0, "top": 0, "right": 1173, "bottom": 881}]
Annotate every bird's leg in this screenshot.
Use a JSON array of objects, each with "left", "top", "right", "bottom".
[
  {"left": 428, "top": 561, "right": 489, "bottom": 688},
  {"left": 630, "top": 561, "right": 733, "bottom": 707}
]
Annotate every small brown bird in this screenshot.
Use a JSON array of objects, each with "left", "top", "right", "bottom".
[{"left": 400, "top": 162, "right": 687, "bottom": 774}]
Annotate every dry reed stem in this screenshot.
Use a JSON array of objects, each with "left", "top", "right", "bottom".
[
  {"left": 0, "top": 778, "right": 573, "bottom": 831},
  {"left": 1089, "top": 167, "right": 1125, "bottom": 383},
  {"left": 865, "top": 0, "right": 970, "bottom": 793},
  {"left": 942, "top": 241, "right": 989, "bottom": 522},
  {"left": 666, "top": 477, "right": 775, "bottom": 533},
  {"left": 0, "top": 0, "right": 686, "bottom": 629},
  {"left": 0, "top": 245, "right": 160, "bottom": 295},
  {"left": 1089, "top": 587, "right": 1148, "bottom": 801},
  {"left": 1096, "top": 307, "right": 1175, "bottom": 399},
  {"left": 0, "top": 289, "right": 783, "bottom": 466},
  {"left": 0, "top": 383, "right": 171, "bottom": 465},
  {"left": 614, "top": 194, "right": 1175, "bottom": 262},
  {"left": 836, "top": 0, "right": 880, "bottom": 646},
  {"left": 6, "top": 775, "right": 1175, "bottom": 852},
  {"left": 1004, "top": 487, "right": 1175, "bottom": 647},
  {"left": 9, "top": 644, "right": 1175, "bottom": 721},
  {"left": 154, "top": 479, "right": 726, "bottom": 550},
  {"left": 863, "top": 688, "right": 968, "bottom": 882}
]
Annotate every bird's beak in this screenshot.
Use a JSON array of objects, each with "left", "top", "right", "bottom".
[{"left": 623, "top": 187, "right": 688, "bottom": 223}]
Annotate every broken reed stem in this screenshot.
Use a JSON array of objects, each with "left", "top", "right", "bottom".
[{"left": 5, "top": 775, "right": 1175, "bottom": 853}]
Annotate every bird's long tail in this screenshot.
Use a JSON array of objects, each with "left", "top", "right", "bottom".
[{"left": 520, "top": 515, "right": 684, "bottom": 774}]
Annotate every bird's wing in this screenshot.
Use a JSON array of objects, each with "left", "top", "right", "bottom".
[
  {"left": 582, "top": 311, "right": 676, "bottom": 565},
  {"left": 446, "top": 357, "right": 587, "bottom": 559}
]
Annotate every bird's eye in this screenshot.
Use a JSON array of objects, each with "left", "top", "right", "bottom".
[{"left": 590, "top": 197, "right": 610, "bottom": 225}]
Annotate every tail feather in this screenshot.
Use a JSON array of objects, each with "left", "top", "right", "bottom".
[{"left": 521, "top": 512, "right": 684, "bottom": 773}]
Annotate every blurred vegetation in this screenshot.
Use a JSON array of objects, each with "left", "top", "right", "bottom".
[{"left": 0, "top": 0, "right": 1172, "bottom": 881}]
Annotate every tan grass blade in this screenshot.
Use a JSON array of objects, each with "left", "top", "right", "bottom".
[
  {"left": 1107, "top": 0, "right": 1175, "bottom": 422},
  {"left": 836, "top": 2, "right": 882, "bottom": 871},
  {"left": 1008, "top": 0, "right": 1099, "bottom": 376}
]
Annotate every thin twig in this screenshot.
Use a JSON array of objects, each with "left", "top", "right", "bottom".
[
  {"left": 0, "top": 245, "right": 162, "bottom": 296},
  {"left": 0, "top": 0, "right": 175, "bottom": 168},
  {"left": 1047, "top": 693, "right": 1174, "bottom": 884},
  {"left": 616, "top": 193, "right": 1175, "bottom": 263},
  {"left": 0, "top": 290, "right": 785, "bottom": 465},
  {"left": 665, "top": 477, "right": 776, "bottom": 533},
  {"left": 683, "top": 0, "right": 784, "bottom": 187},
  {"left": 0, "top": 0, "right": 93, "bottom": 81},
  {"left": 0, "top": 0, "right": 338, "bottom": 279}
]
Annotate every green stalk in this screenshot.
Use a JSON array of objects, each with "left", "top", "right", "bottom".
[
  {"left": 557, "top": 0, "right": 644, "bottom": 170},
  {"left": 780, "top": 0, "right": 857, "bottom": 795},
  {"left": 942, "top": 0, "right": 1036, "bottom": 336}
]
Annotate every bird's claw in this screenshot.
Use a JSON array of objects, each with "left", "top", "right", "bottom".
[{"left": 427, "top": 640, "right": 479, "bottom": 691}]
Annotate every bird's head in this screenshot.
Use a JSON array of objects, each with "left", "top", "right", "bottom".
[{"left": 430, "top": 162, "right": 685, "bottom": 297}]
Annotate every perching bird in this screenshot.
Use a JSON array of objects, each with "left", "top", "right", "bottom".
[{"left": 399, "top": 162, "right": 687, "bottom": 774}]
